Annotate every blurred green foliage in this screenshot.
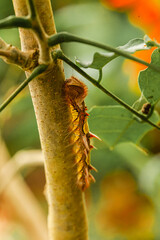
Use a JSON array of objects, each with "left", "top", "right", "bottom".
[{"left": 89, "top": 105, "right": 159, "bottom": 147}]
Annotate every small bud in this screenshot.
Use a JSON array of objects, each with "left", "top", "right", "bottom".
[{"left": 141, "top": 103, "right": 151, "bottom": 115}]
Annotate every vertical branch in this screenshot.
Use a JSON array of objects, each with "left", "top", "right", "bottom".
[{"left": 11, "top": 0, "right": 88, "bottom": 240}]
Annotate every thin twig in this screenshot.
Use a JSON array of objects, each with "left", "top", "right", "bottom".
[
  {"left": 0, "top": 64, "right": 48, "bottom": 113},
  {"left": 28, "top": 0, "right": 37, "bottom": 18},
  {"left": 52, "top": 50, "right": 160, "bottom": 131},
  {"left": 26, "top": 0, "right": 52, "bottom": 64},
  {"left": 98, "top": 69, "right": 102, "bottom": 83},
  {"left": 0, "top": 15, "right": 32, "bottom": 29},
  {"left": 48, "top": 32, "right": 160, "bottom": 73}
]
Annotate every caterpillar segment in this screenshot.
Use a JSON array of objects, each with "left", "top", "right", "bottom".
[{"left": 65, "top": 76, "right": 98, "bottom": 191}]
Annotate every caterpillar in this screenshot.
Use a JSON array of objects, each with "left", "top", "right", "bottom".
[{"left": 65, "top": 76, "right": 99, "bottom": 191}]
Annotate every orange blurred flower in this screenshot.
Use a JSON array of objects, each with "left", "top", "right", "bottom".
[
  {"left": 101, "top": 0, "right": 137, "bottom": 10},
  {"left": 97, "top": 171, "right": 154, "bottom": 239},
  {"left": 101, "top": 0, "right": 160, "bottom": 92},
  {"left": 0, "top": 196, "right": 13, "bottom": 238}
]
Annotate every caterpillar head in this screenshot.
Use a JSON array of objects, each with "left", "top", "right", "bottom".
[{"left": 65, "top": 76, "right": 88, "bottom": 107}]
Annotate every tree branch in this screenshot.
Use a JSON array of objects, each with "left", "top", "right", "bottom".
[
  {"left": 26, "top": 0, "right": 51, "bottom": 64},
  {"left": 12, "top": 0, "right": 88, "bottom": 240},
  {"left": 0, "top": 38, "right": 39, "bottom": 69}
]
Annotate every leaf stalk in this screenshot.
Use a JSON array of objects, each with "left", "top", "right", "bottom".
[{"left": 49, "top": 32, "right": 160, "bottom": 73}]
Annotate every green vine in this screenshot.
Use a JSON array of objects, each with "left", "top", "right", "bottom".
[{"left": 48, "top": 32, "right": 160, "bottom": 73}]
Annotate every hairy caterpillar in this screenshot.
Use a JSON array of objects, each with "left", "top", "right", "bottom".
[{"left": 65, "top": 76, "right": 98, "bottom": 191}]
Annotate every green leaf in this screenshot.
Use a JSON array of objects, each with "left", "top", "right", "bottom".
[
  {"left": 144, "top": 35, "right": 160, "bottom": 48},
  {"left": 139, "top": 49, "right": 160, "bottom": 104},
  {"left": 115, "top": 142, "right": 149, "bottom": 172},
  {"left": 76, "top": 38, "right": 150, "bottom": 69},
  {"left": 88, "top": 105, "right": 159, "bottom": 148},
  {"left": 132, "top": 94, "right": 147, "bottom": 111}
]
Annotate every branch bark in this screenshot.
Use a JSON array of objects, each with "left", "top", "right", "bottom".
[
  {"left": 0, "top": 38, "right": 38, "bottom": 70},
  {"left": 12, "top": 0, "right": 88, "bottom": 239}
]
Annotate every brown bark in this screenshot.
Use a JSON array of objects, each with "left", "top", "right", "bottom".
[{"left": 12, "top": 0, "right": 88, "bottom": 239}]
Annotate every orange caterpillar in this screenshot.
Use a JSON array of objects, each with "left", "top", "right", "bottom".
[{"left": 65, "top": 76, "right": 99, "bottom": 191}]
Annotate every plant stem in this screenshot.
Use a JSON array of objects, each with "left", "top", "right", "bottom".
[
  {"left": 53, "top": 50, "right": 160, "bottom": 131},
  {"left": 28, "top": 0, "right": 37, "bottom": 18},
  {"left": 0, "top": 15, "right": 32, "bottom": 28},
  {"left": 98, "top": 69, "right": 102, "bottom": 83},
  {"left": 0, "top": 64, "right": 47, "bottom": 113},
  {"left": 12, "top": 1, "right": 88, "bottom": 240},
  {"left": 48, "top": 32, "right": 160, "bottom": 73}
]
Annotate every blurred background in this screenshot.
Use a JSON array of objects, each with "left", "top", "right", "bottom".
[{"left": 0, "top": 0, "right": 160, "bottom": 239}]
